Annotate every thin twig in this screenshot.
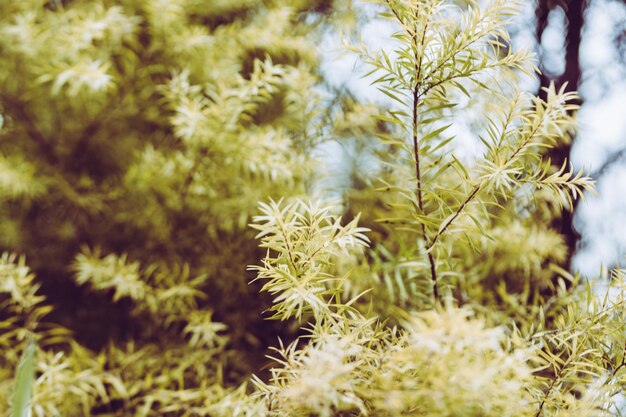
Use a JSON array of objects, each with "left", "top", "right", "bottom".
[
  {"left": 427, "top": 111, "right": 546, "bottom": 251},
  {"left": 427, "top": 184, "right": 481, "bottom": 250},
  {"left": 535, "top": 355, "right": 572, "bottom": 417}
]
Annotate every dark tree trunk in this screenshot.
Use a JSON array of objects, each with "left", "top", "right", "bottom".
[{"left": 535, "top": 0, "right": 589, "bottom": 270}]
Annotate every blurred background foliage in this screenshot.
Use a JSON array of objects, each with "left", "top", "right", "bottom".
[
  {"left": 0, "top": 0, "right": 360, "bottom": 414},
  {"left": 1, "top": 0, "right": 626, "bottom": 416}
]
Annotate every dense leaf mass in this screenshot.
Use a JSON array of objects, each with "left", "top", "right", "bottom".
[{"left": 1, "top": 1, "right": 625, "bottom": 417}]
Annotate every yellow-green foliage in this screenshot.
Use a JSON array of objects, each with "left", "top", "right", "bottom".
[
  {"left": 0, "top": 0, "right": 351, "bottom": 415},
  {"left": 242, "top": 198, "right": 625, "bottom": 417},
  {"left": 241, "top": 1, "right": 622, "bottom": 416},
  {"left": 2, "top": 0, "right": 626, "bottom": 417}
]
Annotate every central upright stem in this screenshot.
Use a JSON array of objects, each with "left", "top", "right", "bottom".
[
  {"left": 386, "top": 0, "right": 439, "bottom": 303},
  {"left": 412, "top": 88, "right": 439, "bottom": 303},
  {"left": 411, "top": 11, "right": 439, "bottom": 303}
]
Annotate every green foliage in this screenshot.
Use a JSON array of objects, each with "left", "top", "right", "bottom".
[
  {"left": 1, "top": 0, "right": 624, "bottom": 416},
  {"left": 329, "top": 0, "right": 596, "bottom": 321},
  {"left": 11, "top": 340, "right": 36, "bottom": 417},
  {"left": 237, "top": 1, "right": 622, "bottom": 416},
  {"left": 249, "top": 199, "right": 370, "bottom": 321},
  {"left": 244, "top": 201, "right": 626, "bottom": 416},
  {"left": 0, "top": 0, "right": 354, "bottom": 415}
]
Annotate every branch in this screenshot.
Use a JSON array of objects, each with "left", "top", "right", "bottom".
[
  {"left": 592, "top": 146, "right": 626, "bottom": 179},
  {"left": 1, "top": 94, "right": 58, "bottom": 165},
  {"left": 384, "top": 0, "right": 405, "bottom": 27},
  {"left": 427, "top": 184, "right": 481, "bottom": 251},
  {"left": 427, "top": 111, "right": 544, "bottom": 251},
  {"left": 420, "top": 60, "right": 505, "bottom": 98},
  {"left": 535, "top": 354, "right": 574, "bottom": 417}
]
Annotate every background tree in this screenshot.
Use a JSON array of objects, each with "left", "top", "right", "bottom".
[
  {"left": 535, "top": 0, "right": 587, "bottom": 269},
  {"left": 0, "top": 0, "right": 357, "bottom": 414},
  {"left": 534, "top": 0, "right": 626, "bottom": 271}
]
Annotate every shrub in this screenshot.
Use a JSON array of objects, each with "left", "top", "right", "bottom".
[{"left": 3, "top": 1, "right": 626, "bottom": 416}]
